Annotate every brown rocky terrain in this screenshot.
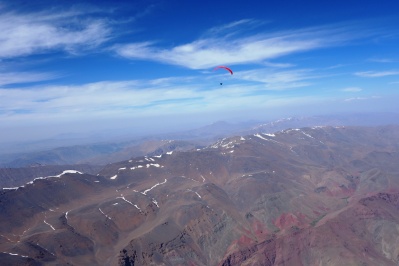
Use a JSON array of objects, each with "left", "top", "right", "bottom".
[
  {"left": 1, "top": 125, "right": 399, "bottom": 265},
  {"left": 0, "top": 164, "right": 103, "bottom": 189}
]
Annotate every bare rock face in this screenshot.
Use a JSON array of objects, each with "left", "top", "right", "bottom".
[{"left": 1, "top": 125, "right": 399, "bottom": 265}]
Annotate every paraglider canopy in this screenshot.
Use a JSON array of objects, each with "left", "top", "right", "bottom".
[{"left": 214, "top": 66, "right": 233, "bottom": 75}]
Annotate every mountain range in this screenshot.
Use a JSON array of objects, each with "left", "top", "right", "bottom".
[
  {"left": 1, "top": 124, "right": 399, "bottom": 265},
  {"left": 1, "top": 112, "right": 398, "bottom": 169}
]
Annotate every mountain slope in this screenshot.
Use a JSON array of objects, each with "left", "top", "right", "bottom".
[{"left": 1, "top": 125, "right": 399, "bottom": 265}]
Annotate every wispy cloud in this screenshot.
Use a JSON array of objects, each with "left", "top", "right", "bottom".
[
  {"left": 354, "top": 70, "right": 399, "bottom": 77},
  {"left": 0, "top": 71, "right": 59, "bottom": 86},
  {"left": 368, "top": 57, "right": 398, "bottom": 63},
  {"left": 0, "top": 9, "right": 112, "bottom": 58},
  {"left": 114, "top": 21, "right": 383, "bottom": 69},
  {"left": 0, "top": 74, "right": 324, "bottom": 123},
  {"left": 344, "top": 96, "right": 381, "bottom": 102},
  {"left": 235, "top": 68, "right": 319, "bottom": 90},
  {"left": 341, "top": 87, "right": 362, "bottom": 92},
  {"left": 202, "top": 19, "right": 266, "bottom": 38}
]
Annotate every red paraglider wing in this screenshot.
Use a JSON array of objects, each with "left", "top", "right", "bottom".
[{"left": 214, "top": 66, "right": 233, "bottom": 75}]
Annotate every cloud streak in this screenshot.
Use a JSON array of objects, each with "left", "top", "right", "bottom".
[
  {"left": 341, "top": 87, "right": 362, "bottom": 92},
  {"left": 114, "top": 21, "right": 383, "bottom": 69},
  {"left": 0, "top": 9, "right": 112, "bottom": 58},
  {"left": 354, "top": 70, "right": 399, "bottom": 77},
  {"left": 0, "top": 73, "right": 324, "bottom": 125},
  {"left": 0, "top": 71, "right": 59, "bottom": 86},
  {"left": 235, "top": 68, "right": 319, "bottom": 90}
]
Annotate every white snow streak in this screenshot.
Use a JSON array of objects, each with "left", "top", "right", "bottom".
[
  {"left": 16, "top": 170, "right": 83, "bottom": 188},
  {"left": 43, "top": 220, "right": 55, "bottom": 230},
  {"left": 99, "top": 208, "right": 111, "bottom": 220},
  {"left": 53, "top": 170, "right": 83, "bottom": 177},
  {"left": 141, "top": 179, "right": 167, "bottom": 195},
  {"left": 2, "top": 187, "right": 20, "bottom": 190},
  {"left": 116, "top": 196, "right": 135, "bottom": 206},
  {"left": 254, "top": 133, "right": 269, "bottom": 141},
  {"left": 152, "top": 199, "right": 159, "bottom": 208},
  {"left": 300, "top": 131, "right": 314, "bottom": 139},
  {"left": 146, "top": 163, "right": 162, "bottom": 168},
  {"left": 110, "top": 175, "right": 117, "bottom": 180},
  {"left": 3, "top": 252, "right": 28, "bottom": 258}
]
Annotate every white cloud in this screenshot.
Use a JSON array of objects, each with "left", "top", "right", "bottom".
[
  {"left": 236, "top": 68, "right": 319, "bottom": 90},
  {"left": 344, "top": 96, "right": 381, "bottom": 102},
  {"left": 203, "top": 19, "right": 266, "bottom": 38},
  {"left": 114, "top": 21, "right": 380, "bottom": 69},
  {"left": 368, "top": 58, "right": 398, "bottom": 63},
  {"left": 0, "top": 71, "right": 59, "bottom": 86},
  {"left": 341, "top": 87, "right": 362, "bottom": 92},
  {"left": 0, "top": 9, "right": 111, "bottom": 58},
  {"left": 0, "top": 73, "right": 323, "bottom": 125},
  {"left": 354, "top": 70, "right": 399, "bottom": 77}
]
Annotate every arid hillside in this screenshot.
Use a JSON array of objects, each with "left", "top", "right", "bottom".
[{"left": 1, "top": 125, "right": 399, "bottom": 265}]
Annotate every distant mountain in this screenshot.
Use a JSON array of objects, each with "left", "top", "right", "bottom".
[
  {"left": 1, "top": 125, "right": 399, "bottom": 265},
  {"left": 246, "top": 112, "right": 399, "bottom": 134},
  {"left": 0, "top": 164, "right": 103, "bottom": 189},
  {"left": 2, "top": 112, "right": 398, "bottom": 168}
]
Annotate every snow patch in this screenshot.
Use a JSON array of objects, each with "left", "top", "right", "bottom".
[
  {"left": 54, "top": 170, "right": 83, "bottom": 177},
  {"left": 146, "top": 163, "right": 162, "bottom": 168},
  {"left": 44, "top": 220, "right": 55, "bottom": 230},
  {"left": 130, "top": 165, "right": 143, "bottom": 170},
  {"left": 152, "top": 199, "right": 159, "bottom": 208},
  {"left": 300, "top": 131, "right": 314, "bottom": 139},
  {"left": 254, "top": 133, "right": 269, "bottom": 141},
  {"left": 25, "top": 170, "right": 83, "bottom": 186},
  {"left": 141, "top": 179, "right": 167, "bottom": 195},
  {"left": 99, "top": 208, "right": 111, "bottom": 220},
  {"left": 116, "top": 196, "right": 135, "bottom": 206},
  {"left": 110, "top": 175, "right": 117, "bottom": 180},
  {"left": 2, "top": 187, "right": 20, "bottom": 190},
  {"left": 3, "top": 252, "right": 28, "bottom": 258}
]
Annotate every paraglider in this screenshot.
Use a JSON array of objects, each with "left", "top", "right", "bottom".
[
  {"left": 214, "top": 66, "right": 233, "bottom": 85},
  {"left": 214, "top": 66, "right": 233, "bottom": 75}
]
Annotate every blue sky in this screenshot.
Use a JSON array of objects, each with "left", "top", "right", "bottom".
[{"left": 1, "top": 0, "right": 399, "bottom": 144}]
